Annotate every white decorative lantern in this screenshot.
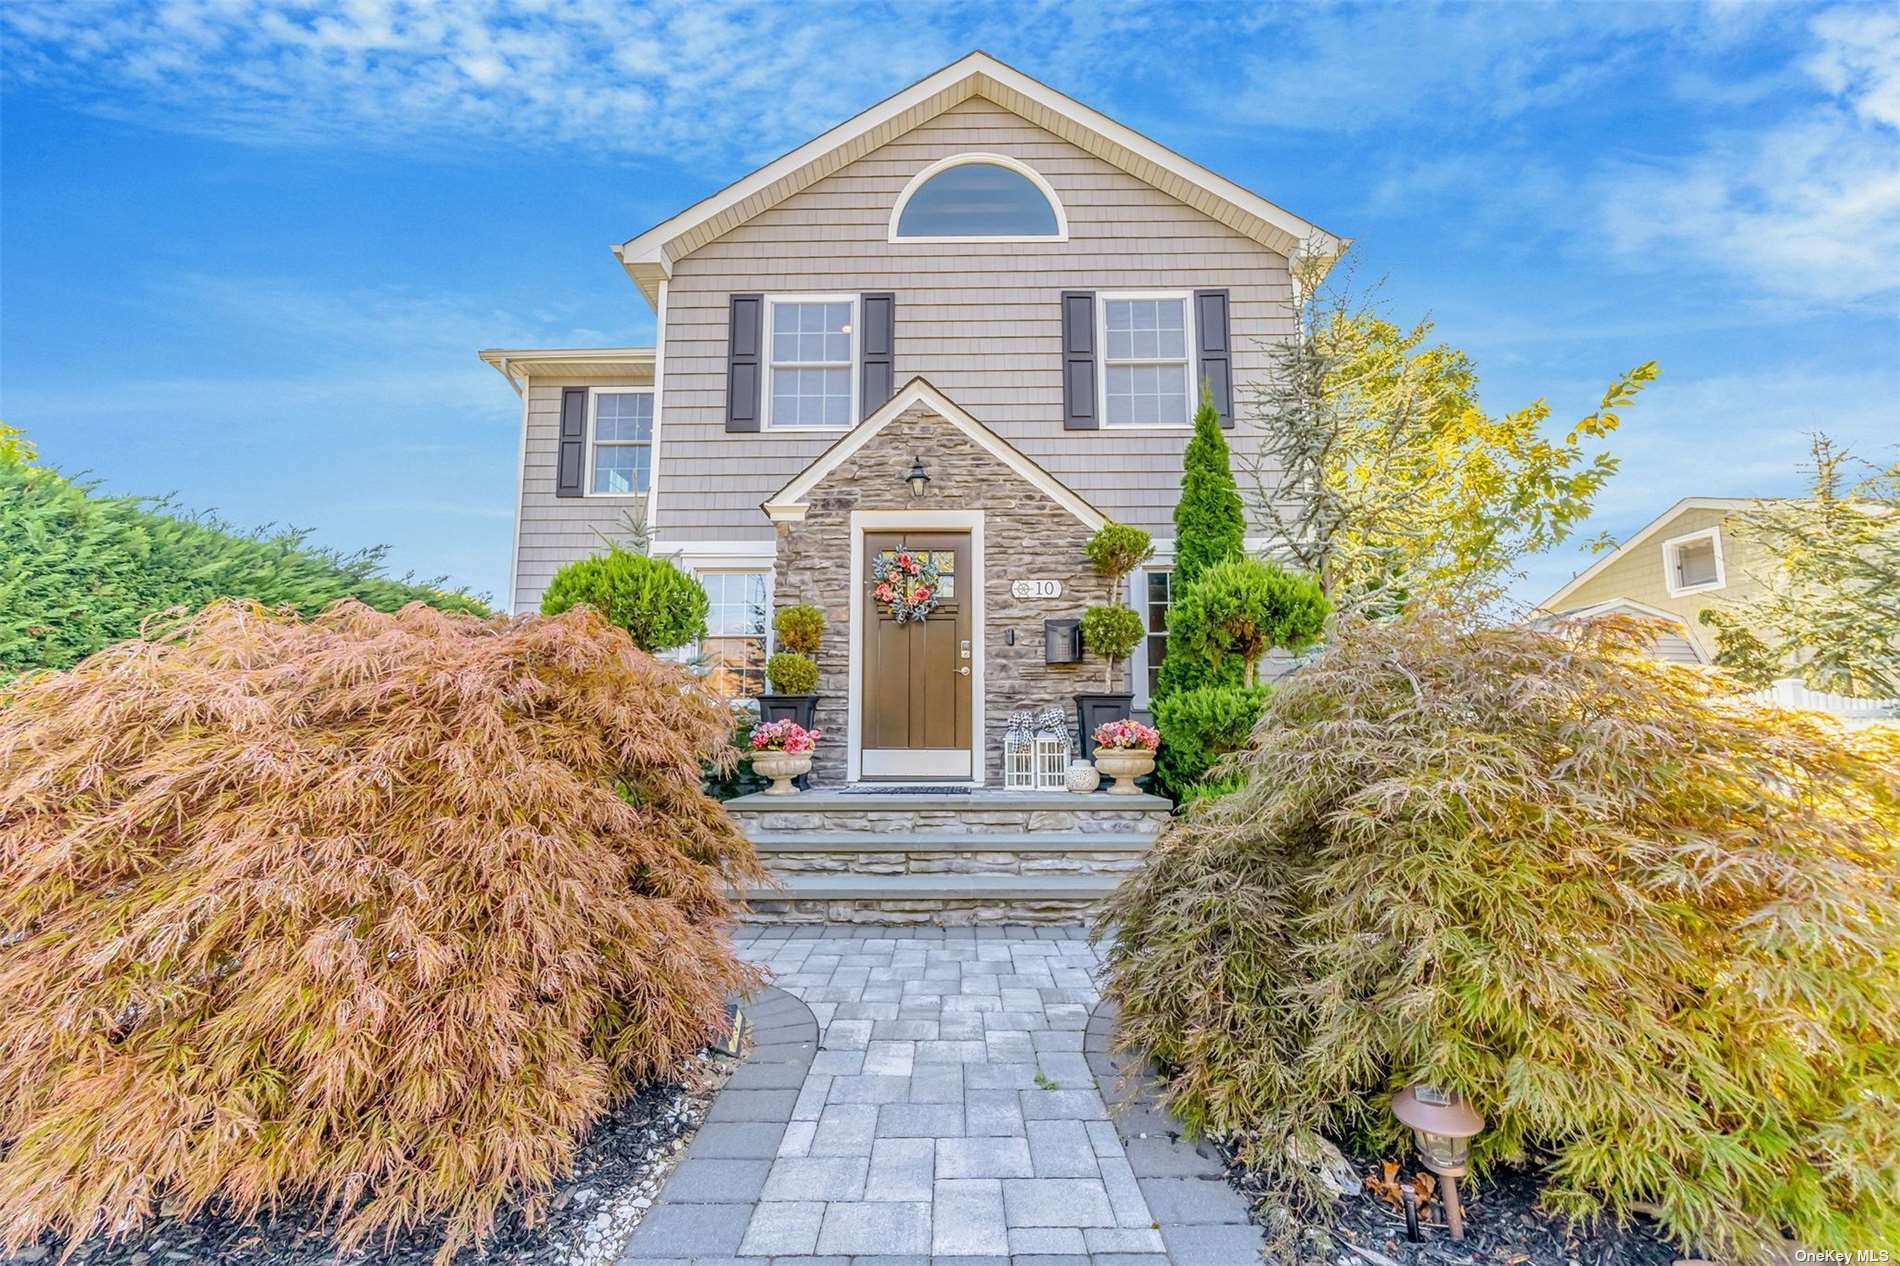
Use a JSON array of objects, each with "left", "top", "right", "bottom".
[
  {"left": 1034, "top": 734, "right": 1070, "bottom": 789},
  {"left": 1003, "top": 711, "right": 1037, "bottom": 790},
  {"left": 1031, "top": 707, "right": 1071, "bottom": 791}
]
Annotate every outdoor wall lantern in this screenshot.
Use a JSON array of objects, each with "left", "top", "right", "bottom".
[
  {"left": 906, "top": 456, "right": 931, "bottom": 498},
  {"left": 1391, "top": 1084, "right": 1483, "bottom": 1242}
]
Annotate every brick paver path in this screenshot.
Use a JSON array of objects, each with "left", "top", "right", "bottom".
[{"left": 620, "top": 924, "right": 1264, "bottom": 1266}]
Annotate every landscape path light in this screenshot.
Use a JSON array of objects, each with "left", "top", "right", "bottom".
[{"left": 1391, "top": 1083, "right": 1484, "bottom": 1242}]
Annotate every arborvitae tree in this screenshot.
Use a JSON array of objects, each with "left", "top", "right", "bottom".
[{"left": 1155, "top": 391, "right": 1247, "bottom": 700}]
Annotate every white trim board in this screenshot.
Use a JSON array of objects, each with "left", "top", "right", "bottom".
[
  {"left": 847, "top": 509, "right": 987, "bottom": 786},
  {"left": 1537, "top": 497, "right": 1755, "bottom": 612},
  {"left": 612, "top": 50, "right": 1344, "bottom": 306},
  {"left": 763, "top": 377, "right": 1107, "bottom": 531}
]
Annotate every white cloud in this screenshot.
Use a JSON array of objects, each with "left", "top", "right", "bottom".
[{"left": 1595, "top": 6, "right": 1900, "bottom": 305}]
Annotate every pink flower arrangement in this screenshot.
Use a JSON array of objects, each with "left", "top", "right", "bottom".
[
  {"left": 751, "top": 719, "right": 822, "bottom": 755},
  {"left": 1092, "top": 719, "right": 1160, "bottom": 752}
]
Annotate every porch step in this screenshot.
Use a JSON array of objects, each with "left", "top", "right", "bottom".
[
  {"left": 748, "top": 830, "right": 1155, "bottom": 853},
  {"left": 739, "top": 872, "right": 1125, "bottom": 927},
  {"left": 726, "top": 788, "right": 1170, "bottom": 924}
]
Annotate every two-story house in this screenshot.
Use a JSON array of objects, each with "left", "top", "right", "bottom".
[{"left": 481, "top": 51, "right": 1341, "bottom": 791}]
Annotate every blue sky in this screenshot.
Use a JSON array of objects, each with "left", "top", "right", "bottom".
[{"left": 4, "top": 0, "right": 1896, "bottom": 609}]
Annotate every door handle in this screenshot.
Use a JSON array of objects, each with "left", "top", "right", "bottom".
[{"left": 957, "top": 666, "right": 971, "bottom": 676}]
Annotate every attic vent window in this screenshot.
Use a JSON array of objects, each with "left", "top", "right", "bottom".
[
  {"left": 891, "top": 154, "right": 1066, "bottom": 241},
  {"left": 1662, "top": 527, "right": 1725, "bottom": 596}
]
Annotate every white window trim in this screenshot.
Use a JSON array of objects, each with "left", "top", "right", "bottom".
[
  {"left": 1096, "top": 291, "right": 1196, "bottom": 430},
  {"left": 1130, "top": 562, "right": 1173, "bottom": 709},
  {"left": 886, "top": 152, "right": 1070, "bottom": 243},
  {"left": 764, "top": 293, "right": 859, "bottom": 432},
  {"left": 693, "top": 566, "right": 775, "bottom": 698},
  {"left": 1661, "top": 526, "right": 1726, "bottom": 596},
  {"left": 584, "top": 386, "right": 653, "bottom": 498}
]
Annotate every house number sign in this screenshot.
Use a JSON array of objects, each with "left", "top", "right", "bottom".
[{"left": 1010, "top": 579, "right": 1063, "bottom": 599}]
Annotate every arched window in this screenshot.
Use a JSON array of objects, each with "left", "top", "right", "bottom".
[{"left": 889, "top": 154, "right": 1067, "bottom": 241}]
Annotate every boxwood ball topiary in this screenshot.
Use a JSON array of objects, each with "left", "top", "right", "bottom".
[
  {"left": 773, "top": 604, "right": 825, "bottom": 657},
  {"left": 1080, "top": 603, "right": 1145, "bottom": 692},
  {"left": 0, "top": 600, "right": 763, "bottom": 1263},
  {"left": 540, "top": 547, "right": 709, "bottom": 654},
  {"left": 766, "top": 650, "right": 818, "bottom": 695},
  {"left": 1102, "top": 613, "right": 1900, "bottom": 1262}
]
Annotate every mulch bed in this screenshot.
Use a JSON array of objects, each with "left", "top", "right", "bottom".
[
  {"left": 1225, "top": 1149, "right": 1686, "bottom": 1266},
  {"left": 6, "top": 1051, "right": 735, "bottom": 1266}
]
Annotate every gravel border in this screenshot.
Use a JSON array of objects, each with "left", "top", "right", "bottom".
[{"left": 4, "top": 995, "right": 787, "bottom": 1266}]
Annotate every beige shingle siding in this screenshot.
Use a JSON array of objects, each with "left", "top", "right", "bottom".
[
  {"left": 656, "top": 98, "right": 1293, "bottom": 542},
  {"left": 514, "top": 377, "right": 652, "bottom": 613}
]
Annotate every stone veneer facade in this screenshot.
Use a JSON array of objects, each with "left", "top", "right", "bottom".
[{"left": 773, "top": 402, "right": 1107, "bottom": 785}]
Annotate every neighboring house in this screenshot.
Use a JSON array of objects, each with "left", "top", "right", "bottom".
[
  {"left": 481, "top": 50, "right": 1341, "bottom": 789},
  {"left": 1534, "top": 497, "right": 1772, "bottom": 664}
]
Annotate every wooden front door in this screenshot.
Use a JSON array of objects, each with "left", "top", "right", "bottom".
[{"left": 862, "top": 531, "right": 974, "bottom": 779}]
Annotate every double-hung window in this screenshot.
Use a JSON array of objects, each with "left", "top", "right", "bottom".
[
  {"left": 1100, "top": 294, "right": 1194, "bottom": 427},
  {"left": 767, "top": 296, "right": 856, "bottom": 428},
  {"left": 590, "top": 390, "right": 653, "bottom": 494},
  {"left": 699, "top": 571, "right": 769, "bottom": 698}
]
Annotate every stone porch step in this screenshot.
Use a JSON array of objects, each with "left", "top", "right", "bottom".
[
  {"left": 744, "top": 873, "right": 1123, "bottom": 900},
  {"left": 726, "top": 789, "right": 1171, "bottom": 812},
  {"left": 747, "top": 830, "right": 1157, "bottom": 852}
]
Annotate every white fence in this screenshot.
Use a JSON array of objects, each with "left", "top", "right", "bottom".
[{"left": 1743, "top": 678, "right": 1900, "bottom": 723}]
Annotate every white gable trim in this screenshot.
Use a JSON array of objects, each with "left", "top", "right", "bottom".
[
  {"left": 762, "top": 377, "right": 1107, "bottom": 531},
  {"left": 1538, "top": 497, "right": 1755, "bottom": 612},
  {"left": 1541, "top": 596, "right": 1709, "bottom": 664},
  {"left": 613, "top": 51, "right": 1342, "bottom": 306}
]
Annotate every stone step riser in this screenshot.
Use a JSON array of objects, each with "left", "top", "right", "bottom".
[
  {"left": 760, "top": 850, "right": 1146, "bottom": 878},
  {"left": 731, "top": 809, "right": 1168, "bottom": 834},
  {"left": 744, "top": 896, "right": 1103, "bottom": 926}
]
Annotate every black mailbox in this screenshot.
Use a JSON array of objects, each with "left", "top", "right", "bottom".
[{"left": 1044, "top": 618, "right": 1081, "bottom": 664}]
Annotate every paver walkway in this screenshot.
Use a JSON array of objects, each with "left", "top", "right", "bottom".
[{"left": 620, "top": 925, "right": 1263, "bottom": 1266}]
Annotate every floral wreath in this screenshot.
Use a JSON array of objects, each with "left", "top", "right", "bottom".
[{"left": 871, "top": 550, "right": 943, "bottom": 623}]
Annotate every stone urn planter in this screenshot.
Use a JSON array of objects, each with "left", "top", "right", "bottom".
[
  {"left": 1092, "top": 748, "right": 1154, "bottom": 795},
  {"left": 750, "top": 750, "right": 813, "bottom": 796}
]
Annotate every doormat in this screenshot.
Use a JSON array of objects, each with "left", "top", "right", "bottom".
[{"left": 841, "top": 785, "right": 972, "bottom": 795}]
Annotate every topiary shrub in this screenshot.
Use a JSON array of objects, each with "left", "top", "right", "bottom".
[
  {"left": 1080, "top": 603, "right": 1144, "bottom": 692},
  {"left": 1084, "top": 521, "right": 1154, "bottom": 602},
  {"left": 1100, "top": 613, "right": 1900, "bottom": 1262},
  {"left": 0, "top": 437, "right": 487, "bottom": 678},
  {"left": 1150, "top": 683, "right": 1269, "bottom": 802},
  {"left": 766, "top": 650, "right": 818, "bottom": 695},
  {"left": 1167, "top": 557, "right": 1328, "bottom": 686},
  {"left": 773, "top": 604, "right": 825, "bottom": 657},
  {"left": 541, "top": 547, "right": 708, "bottom": 653},
  {"left": 0, "top": 600, "right": 763, "bottom": 1262}
]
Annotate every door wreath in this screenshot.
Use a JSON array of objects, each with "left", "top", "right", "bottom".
[{"left": 871, "top": 550, "right": 943, "bottom": 623}]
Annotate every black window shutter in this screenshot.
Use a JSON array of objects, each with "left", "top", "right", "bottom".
[
  {"left": 1194, "top": 288, "right": 1234, "bottom": 428},
  {"left": 726, "top": 293, "right": 763, "bottom": 433},
  {"left": 1060, "top": 290, "right": 1097, "bottom": 430},
  {"left": 860, "top": 292, "right": 895, "bottom": 418},
  {"left": 555, "top": 387, "right": 587, "bottom": 497}
]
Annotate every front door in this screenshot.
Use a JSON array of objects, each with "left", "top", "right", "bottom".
[{"left": 861, "top": 531, "right": 974, "bottom": 779}]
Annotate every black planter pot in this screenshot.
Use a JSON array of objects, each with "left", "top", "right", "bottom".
[
  {"left": 1074, "top": 692, "right": 1136, "bottom": 760},
  {"left": 758, "top": 693, "right": 819, "bottom": 731}
]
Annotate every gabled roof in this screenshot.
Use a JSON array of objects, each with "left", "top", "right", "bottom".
[
  {"left": 762, "top": 377, "right": 1106, "bottom": 530},
  {"left": 1537, "top": 497, "right": 1755, "bottom": 612},
  {"left": 478, "top": 347, "right": 654, "bottom": 394},
  {"left": 614, "top": 50, "right": 1344, "bottom": 307}
]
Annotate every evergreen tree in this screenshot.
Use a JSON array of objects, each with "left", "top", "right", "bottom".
[
  {"left": 1171, "top": 391, "right": 1245, "bottom": 590},
  {"left": 1155, "top": 390, "right": 1246, "bottom": 699}
]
